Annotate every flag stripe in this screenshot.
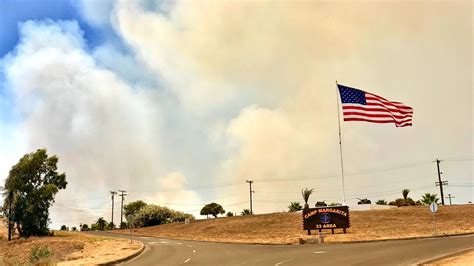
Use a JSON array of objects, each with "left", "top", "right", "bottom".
[
  {"left": 366, "top": 94, "right": 413, "bottom": 111},
  {"left": 344, "top": 118, "right": 412, "bottom": 127},
  {"left": 343, "top": 114, "right": 412, "bottom": 123},
  {"left": 342, "top": 105, "right": 413, "bottom": 117},
  {"left": 343, "top": 111, "right": 412, "bottom": 120}
]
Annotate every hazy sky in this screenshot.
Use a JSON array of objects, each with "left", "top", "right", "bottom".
[{"left": 0, "top": 0, "right": 472, "bottom": 229}]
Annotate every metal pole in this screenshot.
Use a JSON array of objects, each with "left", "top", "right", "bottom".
[{"left": 335, "top": 81, "right": 346, "bottom": 204}]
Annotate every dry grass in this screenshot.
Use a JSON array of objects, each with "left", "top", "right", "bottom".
[
  {"left": 0, "top": 230, "right": 141, "bottom": 265},
  {"left": 115, "top": 204, "right": 474, "bottom": 244}
]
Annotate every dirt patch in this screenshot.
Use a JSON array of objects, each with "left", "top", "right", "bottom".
[
  {"left": 0, "top": 231, "right": 141, "bottom": 265},
  {"left": 114, "top": 205, "right": 474, "bottom": 244}
]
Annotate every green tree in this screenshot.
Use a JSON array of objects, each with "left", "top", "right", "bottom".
[
  {"left": 71, "top": 226, "right": 77, "bottom": 231},
  {"left": 376, "top": 199, "right": 388, "bottom": 205},
  {"left": 120, "top": 221, "right": 128, "bottom": 229},
  {"left": 2, "top": 149, "right": 67, "bottom": 236},
  {"left": 135, "top": 205, "right": 174, "bottom": 227},
  {"left": 226, "top": 211, "right": 234, "bottom": 217},
  {"left": 60, "top": 225, "right": 67, "bottom": 231},
  {"left": 107, "top": 222, "right": 115, "bottom": 230},
  {"left": 200, "top": 203, "right": 225, "bottom": 218},
  {"left": 96, "top": 217, "right": 107, "bottom": 231},
  {"left": 421, "top": 193, "right": 439, "bottom": 205},
  {"left": 301, "top": 188, "right": 313, "bottom": 209},
  {"left": 288, "top": 202, "right": 302, "bottom": 212},
  {"left": 80, "top": 223, "right": 89, "bottom": 231},
  {"left": 241, "top": 209, "right": 252, "bottom": 216},
  {"left": 124, "top": 200, "right": 147, "bottom": 217}
]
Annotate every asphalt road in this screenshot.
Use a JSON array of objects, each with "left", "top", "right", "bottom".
[{"left": 89, "top": 232, "right": 473, "bottom": 265}]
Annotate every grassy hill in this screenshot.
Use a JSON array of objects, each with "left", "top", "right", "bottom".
[{"left": 116, "top": 204, "right": 474, "bottom": 244}]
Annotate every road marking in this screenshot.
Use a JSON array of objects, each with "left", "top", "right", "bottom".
[
  {"left": 193, "top": 250, "right": 196, "bottom": 253},
  {"left": 187, "top": 245, "right": 193, "bottom": 248},
  {"left": 148, "top": 241, "right": 182, "bottom": 245},
  {"left": 184, "top": 258, "right": 191, "bottom": 263},
  {"left": 275, "top": 258, "right": 294, "bottom": 266},
  {"left": 313, "top": 251, "right": 327, "bottom": 254}
]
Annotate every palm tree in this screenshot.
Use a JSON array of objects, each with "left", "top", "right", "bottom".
[
  {"left": 421, "top": 193, "right": 439, "bottom": 205},
  {"left": 96, "top": 217, "right": 106, "bottom": 231},
  {"left": 301, "top": 188, "right": 314, "bottom": 209},
  {"left": 402, "top": 189, "right": 410, "bottom": 201},
  {"left": 288, "top": 202, "right": 302, "bottom": 212}
]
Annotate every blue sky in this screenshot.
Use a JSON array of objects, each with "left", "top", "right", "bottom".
[{"left": 0, "top": 1, "right": 472, "bottom": 228}]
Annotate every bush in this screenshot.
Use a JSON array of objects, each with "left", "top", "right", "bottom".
[
  {"left": 226, "top": 212, "right": 234, "bottom": 217},
  {"left": 389, "top": 198, "right": 417, "bottom": 207},
  {"left": 29, "top": 245, "right": 52, "bottom": 263},
  {"left": 135, "top": 205, "right": 174, "bottom": 227},
  {"left": 315, "top": 201, "right": 327, "bottom": 207}
]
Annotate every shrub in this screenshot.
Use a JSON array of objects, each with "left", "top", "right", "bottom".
[
  {"left": 29, "top": 245, "right": 52, "bottom": 263},
  {"left": 288, "top": 202, "right": 302, "bottom": 212},
  {"left": 135, "top": 205, "right": 174, "bottom": 227},
  {"left": 226, "top": 212, "right": 234, "bottom": 217},
  {"left": 241, "top": 209, "right": 252, "bottom": 216},
  {"left": 315, "top": 201, "right": 327, "bottom": 207}
]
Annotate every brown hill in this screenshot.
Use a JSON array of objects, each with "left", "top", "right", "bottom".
[{"left": 115, "top": 204, "right": 474, "bottom": 244}]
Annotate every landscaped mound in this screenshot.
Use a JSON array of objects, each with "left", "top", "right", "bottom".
[{"left": 115, "top": 204, "right": 474, "bottom": 244}]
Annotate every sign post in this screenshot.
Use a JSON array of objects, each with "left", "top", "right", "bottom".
[
  {"left": 303, "top": 206, "right": 350, "bottom": 235},
  {"left": 429, "top": 203, "right": 438, "bottom": 236},
  {"left": 126, "top": 214, "right": 135, "bottom": 244}
]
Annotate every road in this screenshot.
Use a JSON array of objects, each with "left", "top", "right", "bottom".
[{"left": 89, "top": 232, "right": 473, "bottom": 265}]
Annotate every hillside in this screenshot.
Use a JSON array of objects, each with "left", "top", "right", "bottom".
[{"left": 116, "top": 205, "right": 474, "bottom": 244}]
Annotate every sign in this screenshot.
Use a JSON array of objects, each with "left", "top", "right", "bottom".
[
  {"left": 429, "top": 203, "right": 438, "bottom": 213},
  {"left": 303, "top": 206, "right": 350, "bottom": 234}
]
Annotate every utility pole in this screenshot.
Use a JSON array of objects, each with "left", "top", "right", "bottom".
[
  {"left": 118, "top": 190, "right": 127, "bottom": 228},
  {"left": 445, "top": 194, "right": 455, "bottom": 205},
  {"left": 110, "top": 191, "right": 117, "bottom": 229},
  {"left": 434, "top": 159, "right": 448, "bottom": 205},
  {"left": 246, "top": 180, "right": 254, "bottom": 214}
]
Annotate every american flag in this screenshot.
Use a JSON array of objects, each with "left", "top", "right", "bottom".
[{"left": 337, "top": 84, "right": 413, "bottom": 127}]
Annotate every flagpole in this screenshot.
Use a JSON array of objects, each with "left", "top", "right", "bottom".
[{"left": 335, "top": 80, "right": 346, "bottom": 205}]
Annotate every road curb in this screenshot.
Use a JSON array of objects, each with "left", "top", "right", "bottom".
[
  {"left": 100, "top": 240, "right": 145, "bottom": 265},
  {"left": 321, "top": 232, "right": 474, "bottom": 245},
  {"left": 417, "top": 247, "right": 473, "bottom": 265}
]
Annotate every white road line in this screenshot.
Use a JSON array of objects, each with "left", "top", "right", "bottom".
[
  {"left": 184, "top": 258, "right": 191, "bottom": 263},
  {"left": 313, "top": 251, "right": 327, "bottom": 254},
  {"left": 275, "top": 258, "right": 294, "bottom": 266},
  {"left": 187, "top": 245, "right": 193, "bottom": 248},
  {"left": 193, "top": 250, "right": 196, "bottom": 253}
]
